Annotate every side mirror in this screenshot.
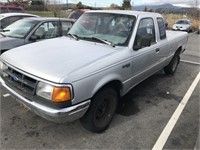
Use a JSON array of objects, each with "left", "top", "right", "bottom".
[
  {"left": 141, "top": 37, "right": 151, "bottom": 47},
  {"left": 134, "top": 37, "right": 151, "bottom": 50},
  {"left": 29, "top": 35, "right": 38, "bottom": 42}
]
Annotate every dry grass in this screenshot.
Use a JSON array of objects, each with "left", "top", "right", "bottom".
[{"left": 163, "top": 14, "right": 200, "bottom": 31}]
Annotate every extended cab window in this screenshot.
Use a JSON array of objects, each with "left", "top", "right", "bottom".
[
  {"left": 134, "top": 18, "right": 155, "bottom": 50},
  {"left": 157, "top": 18, "right": 166, "bottom": 40}
]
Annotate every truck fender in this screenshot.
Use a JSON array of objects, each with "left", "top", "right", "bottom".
[{"left": 91, "top": 73, "right": 123, "bottom": 98}]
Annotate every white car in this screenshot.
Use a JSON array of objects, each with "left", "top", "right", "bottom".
[
  {"left": 0, "top": 12, "right": 39, "bottom": 29},
  {"left": 172, "top": 19, "right": 192, "bottom": 32}
]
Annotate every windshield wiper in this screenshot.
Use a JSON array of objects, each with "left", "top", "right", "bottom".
[
  {"left": 91, "top": 37, "right": 115, "bottom": 47},
  {"left": 0, "top": 32, "right": 5, "bottom": 37},
  {"left": 66, "top": 33, "right": 78, "bottom": 40},
  {"left": 0, "top": 29, "right": 10, "bottom": 32}
]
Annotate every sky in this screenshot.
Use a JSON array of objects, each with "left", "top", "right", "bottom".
[
  {"left": 59, "top": 0, "right": 200, "bottom": 8},
  {"left": 0, "top": 0, "right": 199, "bottom": 8}
]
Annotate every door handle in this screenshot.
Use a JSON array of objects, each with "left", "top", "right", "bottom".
[{"left": 155, "top": 48, "right": 160, "bottom": 53}]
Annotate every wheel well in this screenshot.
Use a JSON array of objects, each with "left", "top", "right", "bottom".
[
  {"left": 176, "top": 47, "right": 182, "bottom": 55},
  {"left": 94, "top": 80, "right": 122, "bottom": 98}
]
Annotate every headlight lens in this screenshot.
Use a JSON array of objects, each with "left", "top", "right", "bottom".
[
  {"left": 0, "top": 61, "right": 4, "bottom": 70},
  {"left": 36, "top": 82, "right": 72, "bottom": 102},
  {"left": 0, "top": 61, "right": 8, "bottom": 74}
]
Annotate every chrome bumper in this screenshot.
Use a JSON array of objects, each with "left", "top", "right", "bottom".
[{"left": 0, "top": 77, "right": 90, "bottom": 123}]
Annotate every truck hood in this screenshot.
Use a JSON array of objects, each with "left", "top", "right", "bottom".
[
  {"left": 0, "top": 36, "right": 24, "bottom": 51},
  {"left": 1, "top": 37, "right": 120, "bottom": 83}
]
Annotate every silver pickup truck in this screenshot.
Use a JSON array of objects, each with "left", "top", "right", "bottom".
[{"left": 0, "top": 10, "right": 188, "bottom": 133}]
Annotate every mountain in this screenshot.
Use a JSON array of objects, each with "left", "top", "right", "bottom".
[
  {"left": 132, "top": 3, "right": 200, "bottom": 13},
  {"left": 133, "top": 3, "right": 181, "bottom": 11}
]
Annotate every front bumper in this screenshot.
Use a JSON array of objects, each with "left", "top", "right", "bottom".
[
  {"left": 0, "top": 77, "right": 90, "bottom": 123},
  {"left": 172, "top": 28, "right": 188, "bottom": 31}
]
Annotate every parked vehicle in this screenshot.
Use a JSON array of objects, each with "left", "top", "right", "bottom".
[
  {"left": 0, "top": 17, "right": 74, "bottom": 53},
  {"left": 172, "top": 19, "right": 192, "bottom": 32},
  {"left": 0, "top": 13, "right": 39, "bottom": 29},
  {"left": 0, "top": 5, "right": 25, "bottom": 13},
  {"left": 198, "top": 25, "right": 200, "bottom": 34},
  {"left": 0, "top": 10, "right": 188, "bottom": 133},
  {"left": 68, "top": 9, "right": 87, "bottom": 20}
]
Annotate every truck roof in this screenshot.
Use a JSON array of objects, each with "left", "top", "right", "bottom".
[{"left": 85, "top": 10, "right": 161, "bottom": 17}]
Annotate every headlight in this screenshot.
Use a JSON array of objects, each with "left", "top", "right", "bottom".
[
  {"left": 36, "top": 82, "right": 72, "bottom": 102},
  {"left": 0, "top": 61, "right": 4, "bottom": 70},
  {"left": 0, "top": 61, "right": 8, "bottom": 73}
]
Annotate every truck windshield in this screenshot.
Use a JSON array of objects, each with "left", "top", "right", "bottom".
[
  {"left": 69, "top": 13, "right": 136, "bottom": 46},
  {"left": 2, "top": 19, "right": 37, "bottom": 38}
]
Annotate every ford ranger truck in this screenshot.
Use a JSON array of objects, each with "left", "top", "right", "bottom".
[{"left": 0, "top": 10, "right": 188, "bottom": 133}]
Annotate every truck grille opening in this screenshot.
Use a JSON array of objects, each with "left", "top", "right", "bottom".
[{"left": 2, "top": 66, "right": 38, "bottom": 96}]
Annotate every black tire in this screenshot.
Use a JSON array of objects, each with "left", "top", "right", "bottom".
[
  {"left": 80, "top": 87, "right": 118, "bottom": 133},
  {"left": 164, "top": 52, "right": 180, "bottom": 75}
]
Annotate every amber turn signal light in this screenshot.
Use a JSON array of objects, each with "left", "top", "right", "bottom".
[{"left": 52, "top": 87, "right": 71, "bottom": 102}]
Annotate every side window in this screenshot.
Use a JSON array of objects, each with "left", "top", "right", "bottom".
[
  {"left": 61, "top": 21, "right": 73, "bottom": 35},
  {"left": 157, "top": 18, "right": 166, "bottom": 40},
  {"left": 33, "top": 22, "right": 59, "bottom": 39},
  {"left": 134, "top": 18, "right": 155, "bottom": 50},
  {"left": 0, "top": 7, "right": 8, "bottom": 13},
  {"left": 1, "top": 16, "right": 21, "bottom": 29}
]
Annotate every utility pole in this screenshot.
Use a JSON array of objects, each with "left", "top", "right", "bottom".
[
  {"left": 195, "top": 0, "right": 198, "bottom": 8},
  {"left": 132, "top": 0, "right": 134, "bottom": 10},
  {"left": 66, "top": 0, "right": 68, "bottom": 11}
]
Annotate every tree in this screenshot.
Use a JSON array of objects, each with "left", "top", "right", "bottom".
[
  {"left": 122, "top": 0, "right": 131, "bottom": 10},
  {"left": 107, "top": 3, "right": 121, "bottom": 10},
  {"left": 31, "top": 0, "right": 44, "bottom": 6},
  {"left": 144, "top": 6, "right": 148, "bottom": 12},
  {"left": 76, "top": 2, "right": 84, "bottom": 9},
  {"left": 7, "top": 0, "right": 31, "bottom": 9},
  {"left": 29, "top": 0, "right": 46, "bottom": 11}
]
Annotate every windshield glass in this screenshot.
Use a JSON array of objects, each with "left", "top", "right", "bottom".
[
  {"left": 176, "top": 20, "right": 189, "bottom": 25},
  {"left": 2, "top": 19, "right": 37, "bottom": 38},
  {"left": 69, "top": 13, "right": 136, "bottom": 46}
]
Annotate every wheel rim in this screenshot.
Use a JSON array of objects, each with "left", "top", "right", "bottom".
[
  {"left": 93, "top": 95, "right": 115, "bottom": 128},
  {"left": 96, "top": 99, "right": 108, "bottom": 119}
]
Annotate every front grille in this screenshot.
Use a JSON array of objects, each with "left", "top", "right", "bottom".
[{"left": 2, "top": 66, "right": 38, "bottom": 96}]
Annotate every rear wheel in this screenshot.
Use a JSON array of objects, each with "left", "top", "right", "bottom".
[
  {"left": 80, "top": 87, "right": 118, "bottom": 133},
  {"left": 164, "top": 52, "right": 180, "bottom": 75}
]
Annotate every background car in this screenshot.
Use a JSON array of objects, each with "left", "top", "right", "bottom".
[
  {"left": 0, "top": 17, "right": 75, "bottom": 53},
  {"left": 0, "top": 5, "right": 25, "bottom": 13},
  {"left": 68, "top": 9, "right": 88, "bottom": 21},
  {"left": 172, "top": 19, "right": 192, "bottom": 32},
  {"left": 0, "top": 12, "right": 39, "bottom": 29},
  {"left": 197, "top": 25, "right": 200, "bottom": 34}
]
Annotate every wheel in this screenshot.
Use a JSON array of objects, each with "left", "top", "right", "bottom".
[
  {"left": 164, "top": 52, "right": 180, "bottom": 75},
  {"left": 80, "top": 87, "right": 118, "bottom": 133}
]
